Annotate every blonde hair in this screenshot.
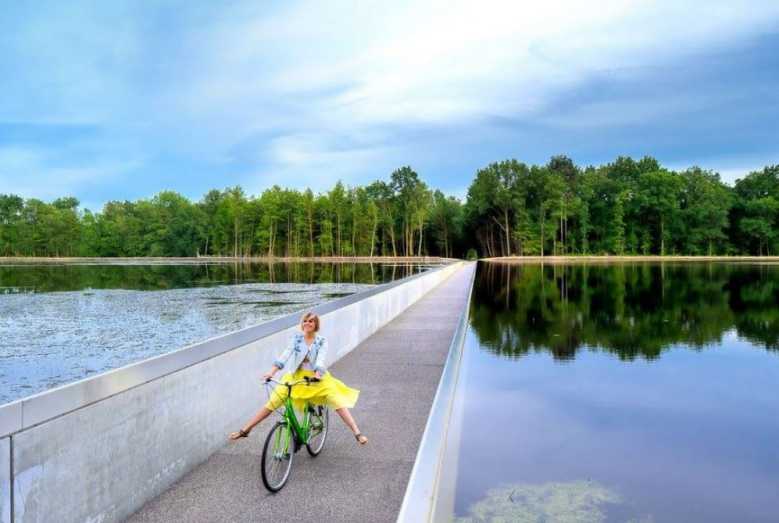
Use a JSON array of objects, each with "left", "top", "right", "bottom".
[{"left": 300, "top": 311, "right": 320, "bottom": 332}]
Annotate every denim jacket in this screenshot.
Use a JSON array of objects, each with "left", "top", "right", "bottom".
[{"left": 273, "top": 333, "right": 328, "bottom": 375}]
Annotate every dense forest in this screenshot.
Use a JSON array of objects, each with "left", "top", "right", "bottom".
[{"left": 1, "top": 157, "right": 777, "bottom": 258}]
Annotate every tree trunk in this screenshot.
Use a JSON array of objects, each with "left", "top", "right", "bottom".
[
  {"left": 417, "top": 216, "right": 424, "bottom": 256},
  {"left": 352, "top": 216, "right": 356, "bottom": 256},
  {"left": 504, "top": 209, "right": 511, "bottom": 257},
  {"left": 660, "top": 216, "right": 665, "bottom": 256},
  {"left": 402, "top": 222, "right": 406, "bottom": 256},
  {"left": 540, "top": 205, "right": 545, "bottom": 257},
  {"left": 370, "top": 214, "right": 378, "bottom": 257},
  {"left": 268, "top": 222, "right": 274, "bottom": 257},
  {"left": 405, "top": 221, "right": 410, "bottom": 257},
  {"left": 389, "top": 223, "right": 397, "bottom": 257},
  {"left": 403, "top": 220, "right": 411, "bottom": 256},
  {"left": 308, "top": 211, "right": 314, "bottom": 257},
  {"left": 234, "top": 217, "right": 239, "bottom": 258},
  {"left": 558, "top": 208, "right": 562, "bottom": 255},
  {"left": 443, "top": 221, "right": 449, "bottom": 258},
  {"left": 336, "top": 214, "right": 341, "bottom": 256},
  {"left": 286, "top": 215, "right": 291, "bottom": 257}
]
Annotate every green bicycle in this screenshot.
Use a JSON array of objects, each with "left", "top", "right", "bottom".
[{"left": 261, "top": 376, "right": 329, "bottom": 492}]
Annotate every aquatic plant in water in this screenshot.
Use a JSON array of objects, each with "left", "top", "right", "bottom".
[{"left": 455, "top": 480, "right": 627, "bottom": 523}]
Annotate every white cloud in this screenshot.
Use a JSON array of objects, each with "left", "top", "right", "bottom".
[
  {"left": 188, "top": 0, "right": 779, "bottom": 177},
  {"left": 0, "top": 145, "right": 140, "bottom": 203},
  {"left": 217, "top": 0, "right": 778, "bottom": 126},
  {"left": 242, "top": 133, "right": 400, "bottom": 194},
  {"left": 2, "top": 0, "right": 778, "bottom": 200}
]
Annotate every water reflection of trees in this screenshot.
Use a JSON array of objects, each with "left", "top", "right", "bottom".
[
  {"left": 0, "top": 262, "right": 426, "bottom": 293},
  {"left": 471, "top": 262, "right": 779, "bottom": 361}
]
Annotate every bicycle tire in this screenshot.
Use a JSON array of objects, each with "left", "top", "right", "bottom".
[
  {"left": 261, "top": 422, "right": 294, "bottom": 492},
  {"left": 306, "top": 406, "right": 329, "bottom": 457}
]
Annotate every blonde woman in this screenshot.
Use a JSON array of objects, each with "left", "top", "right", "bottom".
[{"left": 229, "top": 311, "right": 368, "bottom": 445}]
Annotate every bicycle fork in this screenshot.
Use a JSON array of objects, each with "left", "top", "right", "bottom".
[{"left": 274, "top": 422, "right": 293, "bottom": 459}]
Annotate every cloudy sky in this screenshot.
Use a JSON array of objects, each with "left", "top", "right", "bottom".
[{"left": 1, "top": 1, "right": 778, "bottom": 210}]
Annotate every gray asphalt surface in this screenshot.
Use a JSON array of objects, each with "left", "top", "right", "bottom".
[{"left": 127, "top": 262, "right": 475, "bottom": 523}]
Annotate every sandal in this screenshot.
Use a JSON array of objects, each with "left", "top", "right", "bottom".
[
  {"left": 354, "top": 433, "right": 369, "bottom": 445},
  {"left": 229, "top": 428, "right": 251, "bottom": 440}
]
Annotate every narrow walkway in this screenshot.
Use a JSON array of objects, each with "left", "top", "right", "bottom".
[{"left": 128, "top": 262, "right": 475, "bottom": 523}]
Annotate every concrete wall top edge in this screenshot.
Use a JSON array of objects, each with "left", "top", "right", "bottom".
[
  {"left": 0, "top": 261, "right": 460, "bottom": 437},
  {"left": 0, "top": 403, "right": 21, "bottom": 442},
  {"left": 0, "top": 436, "right": 9, "bottom": 523}
]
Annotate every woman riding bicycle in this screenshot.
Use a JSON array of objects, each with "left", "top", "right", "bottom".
[{"left": 229, "top": 311, "right": 368, "bottom": 445}]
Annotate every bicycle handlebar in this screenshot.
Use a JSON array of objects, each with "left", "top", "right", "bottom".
[{"left": 264, "top": 376, "right": 321, "bottom": 386}]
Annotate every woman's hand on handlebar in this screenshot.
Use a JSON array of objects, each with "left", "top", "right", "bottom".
[{"left": 263, "top": 364, "right": 280, "bottom": 382}]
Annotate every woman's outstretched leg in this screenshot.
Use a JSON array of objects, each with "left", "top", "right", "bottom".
[
  {"left": 229, "top": 407, "right": 273, "bottom": 440},
  {"left": 335, "top": 407, "right": 368, "bottom": 444},
  {"left": 230, "top": 381, "right": 288, "bottom": 440}
]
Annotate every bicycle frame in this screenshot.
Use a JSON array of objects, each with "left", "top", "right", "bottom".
[
  {"left": 283, "top": 391, "right": 311, "bottom": 444},
  {"left": 266, "top": 378, "right": 316, "bottom": 445}
]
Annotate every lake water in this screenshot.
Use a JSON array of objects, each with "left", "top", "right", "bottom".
[
  {"left": 449, "top": 262, "right": 779, "bottom": 523},
  {"left": 0, "top": 261, "right": 433, "bottom": 405}
]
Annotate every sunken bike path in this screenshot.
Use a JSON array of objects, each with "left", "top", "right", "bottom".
[{"left": 127, "top": 262, "right": 476, "bottom": 523}]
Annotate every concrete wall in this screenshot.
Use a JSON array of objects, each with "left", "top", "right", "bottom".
[
  {"left": 1, "top": 438, "right": 9, "bottom": 523},
  {"left": 0, "top": 261, "right": 463, "bottom": 523}
]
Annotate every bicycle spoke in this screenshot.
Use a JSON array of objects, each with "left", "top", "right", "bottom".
[
  {"left": 262, "top": 423, "right": 294, "bottom": 492},
  {"left": 306, "top": 407, "right": 329, "bottom": 457}
]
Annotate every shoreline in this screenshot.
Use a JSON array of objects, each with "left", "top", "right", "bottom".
[
  {"left": 0, "top": 255, "right": 454, "bottom": 265},
  {"left": 484, "top": 255, "right": 779, "bottom": 264},
  {"left": 5, "top": 255, "right": 779, "bottom": 265}
]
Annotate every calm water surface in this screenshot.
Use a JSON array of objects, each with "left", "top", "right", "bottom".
[
  {"left": 0, "top": 261, "right": 432, "bottom": 405},
  {"left": 450, "top": 262, "right": 779, "bottom": 523}
]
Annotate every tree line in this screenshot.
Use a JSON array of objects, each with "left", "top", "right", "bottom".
[{"left": 1, "top": 157, "right": 777, "bottom": 258}]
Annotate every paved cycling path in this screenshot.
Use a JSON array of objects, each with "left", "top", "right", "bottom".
[{"left": 127, "top": 262, "right": 475, "bottom": 523}]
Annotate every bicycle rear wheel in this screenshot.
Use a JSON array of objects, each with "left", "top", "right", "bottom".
[
  {"left": 306, "top": 406, "right": 329, "bottom": 457},
  {"left": 261, "top": 422, "right": 295, "bottom": 492}
]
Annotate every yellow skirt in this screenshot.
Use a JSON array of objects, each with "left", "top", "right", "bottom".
[{"left": 264, "top": 369, "right": 359, "bottom": 412}]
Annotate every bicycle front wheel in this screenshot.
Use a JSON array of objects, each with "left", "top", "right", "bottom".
[
  {"left": 306, "top": 406, "right": 329, "bottom": 457},
  {"left": 261, "top": 422, "right": 295, "bottom": 492}
]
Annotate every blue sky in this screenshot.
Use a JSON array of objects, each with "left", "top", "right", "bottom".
[{"left": 1, "top": 1, "right": 778, "bottom": 211}]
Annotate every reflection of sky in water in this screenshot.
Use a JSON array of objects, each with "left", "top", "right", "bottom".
[
  {"left": 450, "top": 328, "right": 779, "bottom": 522},
  {"left": 0, "top": 282, "right": 371, "bottom": 404}
]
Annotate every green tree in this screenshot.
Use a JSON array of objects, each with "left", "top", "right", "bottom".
[
  {"left": 463, "top": 160, "right": 528, "bottom": 256},
  {"left": 636, "top": 170, "right": 683, "bottom": 255},
  {"left": 366, "top": 180, "right": 398, "bottom": 257},
  {"left": 198, "top": 189, "right": 225, "bottom": 255},
  {"left": 732, "top": 166, "right": 779, "bottom": 255},
  {"left": 390, "top": 167, "right": 431, "bottom": 256},
  {"left": 429, "top": 190, "right": 463, "bottom": 258},
  {"left": 678, "top": 168, "right": 732, "bottom": 255},
  {"left": 0, "top": 194, "right": 24, "bottom": 255}
]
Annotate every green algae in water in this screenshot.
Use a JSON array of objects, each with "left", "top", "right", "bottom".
[{"left": 455, "top": 480, "right": 651, "bottom": 523}]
